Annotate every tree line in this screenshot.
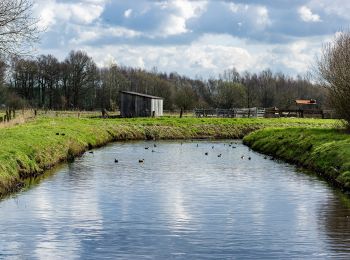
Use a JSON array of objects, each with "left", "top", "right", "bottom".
[{"left": 0, "top": 50, "right": 328, "bottom": 111}]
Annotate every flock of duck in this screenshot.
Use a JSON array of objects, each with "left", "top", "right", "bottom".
[{"left": 95, "top": 141, "right": 253, "bottom": 164}]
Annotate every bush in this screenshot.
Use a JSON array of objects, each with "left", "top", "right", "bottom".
[{"left": 317, "top": 31, "right": 350, "bottom": 128}]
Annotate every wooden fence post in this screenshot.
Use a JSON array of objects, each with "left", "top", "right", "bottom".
[{"left": 6, "top": 110, "right": 10, "bottom": 121}]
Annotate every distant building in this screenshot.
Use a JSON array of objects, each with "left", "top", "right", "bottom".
[
  {"left": 120, "top": 91, "right": 163, "bottom": 118},
  {"left": 295, "top": 99, "right": 317, "bottom": 110}
]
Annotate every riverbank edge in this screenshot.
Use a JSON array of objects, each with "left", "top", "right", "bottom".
[
  {"left": 0, "top": 117, "right": 341, "bottom": 197},
  {"left": 243, "top": 127, "right": 350, "bottom": 191},
  {"left": 0, "top": 118, "right": 264, "bottom": 196}
]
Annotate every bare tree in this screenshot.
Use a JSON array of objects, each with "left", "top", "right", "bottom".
[
  {"left": 317, "top": 31, "right": 350, "bottom": 126},
  {"left": 0, "top": 0, "right": 39, "bottom": 56},
  {"left": 37, "top": 54, "right": 60, "bottom": 109},
  {"left": 65, "top": 50, "right": 98, "bottom": 109}
]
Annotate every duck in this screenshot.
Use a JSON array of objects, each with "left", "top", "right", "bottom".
[
  {"left": 145, "top": 147, "right": 149, "bottom": 150},
  {"left": 152, "top": 150, "right": 155, "bottom": 152},
  {"left": 205, "top": 152, "right": 208, "bottom": 156},
  {"left": 241, "top": 155, "right": 244, "bottom": 159},
  {"left": 89, "top": 151, "right": 94, "bottom": 154},
  {"left": 218, "top": 154, "right": 222, "bottom": 157},
  {"left": 154, "top": 144, "right": 157, "bottom": 147},
  {"left": 248, "top": 157, "right": 251, "bottom": 160},
  {"left": 139, "top": 159, "right": 144, "bottom": 163},
  {"left": 212, "top": 146, "right": 214, "bottom": 149},
  {"left": 114, "top": 159, "right": 119, "bottom": 163}
]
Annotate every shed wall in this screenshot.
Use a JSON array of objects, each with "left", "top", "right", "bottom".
[
  {"left": 151, "top": 99, "right": 163, "bottom": 116},
  {"left": 121, "top": 92, "right": 163, "bottom": 117}
]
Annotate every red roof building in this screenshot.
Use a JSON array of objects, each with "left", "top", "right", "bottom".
[{"left": 295, "top": 99, "right": 317, "bottom": 105}]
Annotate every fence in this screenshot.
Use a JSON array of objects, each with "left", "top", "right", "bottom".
[
  {"left": 194, "top": 108, "right": 265, "bottom": 118},
  {"left": 0, "top": 109, "right": 118, "bottom": 128}
]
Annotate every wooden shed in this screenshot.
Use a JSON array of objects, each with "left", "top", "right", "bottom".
[{"left": 120, "top": 91, "right": 163, "bottom": 117}]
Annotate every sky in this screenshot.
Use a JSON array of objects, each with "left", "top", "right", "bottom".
[{"left": 33, "top": 0, "right": 349, "bottom": 78}]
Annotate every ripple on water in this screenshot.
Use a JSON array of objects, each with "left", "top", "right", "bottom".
[{"left": 0, "top": 140, "right": 350, "bottom": 259}]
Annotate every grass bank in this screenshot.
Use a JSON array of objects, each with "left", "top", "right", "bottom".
[
  {"left": 0, "top": 116, "right": 337, "bottom": 196},
  {"left": 243, "top": 127, "right": 350, "bottom": 190}
]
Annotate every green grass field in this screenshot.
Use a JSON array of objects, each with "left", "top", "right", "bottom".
[
  {"left": 0, "top": 116, "right": 342, "bottom": 195},
  {"left": 244, "top": 127, "right": 350, "bottom": 190}
]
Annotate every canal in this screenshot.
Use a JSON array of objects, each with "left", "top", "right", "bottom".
[{"left": 1, "top": 140, "right": 350, "bottom": 259}]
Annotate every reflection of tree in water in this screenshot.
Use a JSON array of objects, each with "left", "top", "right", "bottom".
[{"left": 318, "top": 191, "right": 350, "bottom": 255}]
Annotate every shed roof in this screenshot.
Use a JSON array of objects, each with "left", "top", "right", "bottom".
[
  {"left": 295, "top": 99, "right": 317, "bottom": 105},
  {"left": 120, "top": 91, "right": 163, "bottom": 99}
]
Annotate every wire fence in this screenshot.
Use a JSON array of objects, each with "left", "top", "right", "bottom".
[{"left": 0, "top": 107, "right": 338, "bottom": 128}]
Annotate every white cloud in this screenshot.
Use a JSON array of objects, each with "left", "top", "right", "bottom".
[
  {"left": 298, "top": 6, "right": 321, "bottom": 22},
  {"left": 66, "top": 33, "right": 333, "bottom": 79},
  {"left": 228, "top": 3, "right": 271, "bottom": 29},
  {"left": 256, "top": 6, "right": 271, "bottom": 27},
  {"left": 309, "top": 0, "right": 350, "bottom": 21},
  {"left": 156, "top": 0, "right": 208, "bottom": 36},
  {"left": 124, "top": 9, "right": 133, "bottom": 18},
  {"left": 35, "top": 0, "right": 106, "bottom": 29},
  {"left": 69, "top": 34, "right": 265, "bottom": 77},
  {"left": 70, "top": 26, "right": 141, "bottom": 45},
  {"left": 278, "top": 35, "right": 332, "bottom": 73},
  {"left": 70, "top": 31, "right": 99, "bottom": 45},
  {"left": 229, "top": 3, "right": 248, "bottom": 13}
]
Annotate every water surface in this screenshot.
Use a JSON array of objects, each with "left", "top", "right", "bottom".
[{"left": 1, "top": 140, "right": 350, "bottom": 259}]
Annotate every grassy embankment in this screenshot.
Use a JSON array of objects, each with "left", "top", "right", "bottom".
[
  {"left": 244, "top": 126, "right": 350, "bottom": 190},
  {"left": 0, "top": 116, "right": 337, "bottom": 195}
]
